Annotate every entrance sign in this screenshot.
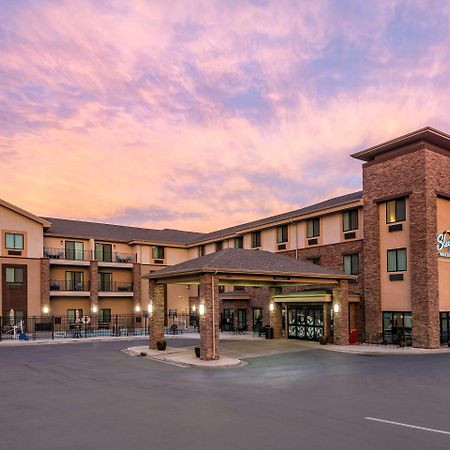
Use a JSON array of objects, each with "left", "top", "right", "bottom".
[{"left": 437, "top": 230, "right": 450, "bottom": 258}]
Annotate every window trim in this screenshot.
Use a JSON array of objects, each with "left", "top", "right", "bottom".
[
  {"left": 5, "top": 232, "right": 24, "bottom": 250},
  {"left": 387, "top": 248, "right": 407, "bottom": 272}
]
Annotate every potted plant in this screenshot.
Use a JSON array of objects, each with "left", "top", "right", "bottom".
[
  {"left": 156, "top": 340, "right": 167, "bottom": 351},
  {"left": 319, "top": 335, "right": 328, "bottom": 345},
  {"left": 194, "top": 346, "right": 201, "bottom": 358}
]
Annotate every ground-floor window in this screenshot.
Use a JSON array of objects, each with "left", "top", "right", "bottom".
[
  {"left": 99, "top": 308, "right": 111, "bottom": 323},
  {"left": 67, "top": 309, "right": 83, "bottom": 323},
  {"left": 288, "top": 306, "right": 323, "bottom": 341},
  {"left": 252, "top": 308, "right": 262, "bottom": 328},
  {"left": 440, "top": 312, "right": 450, "bottom": 343},
  {"left": 221, "top": 309, "right": 234, "bottom": 331},
  {"left": 382, "top": 312, "right": 412, "bottom": 345}
]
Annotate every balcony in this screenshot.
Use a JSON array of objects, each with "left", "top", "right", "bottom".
[
  {"left": 94, "top": 251, "right": 136, "bottom": 264},
  {"left": 44, "top": 247, "right": 91, "bottom": 261},
  {"left": 98, "top": 281, "right": 134, "bottom": 293},
  {"left": 49, "top": 280, "right": 90, "bottom": 296}
]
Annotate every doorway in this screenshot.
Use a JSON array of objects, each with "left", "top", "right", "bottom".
[{"left": 288, "top": 305, "right": 324, "bottom": 340}]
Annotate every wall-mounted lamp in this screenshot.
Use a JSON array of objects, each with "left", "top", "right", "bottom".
[
  {"left": 333, "top": 303, "right": 340, "bottom": 313},
  {"left": 192, "top": 304, "right": 196, "bottom": 312},
  {"left": 92, "top": 305, "right": 98, "bottom": 313},
  {"left": 148, "top": 303, "right": 153, "bottom": 315},
  {"left": 269, "top": 303, "right": 275, "bottom": 312},
  {"left": 135, "top": 305, "right": 141, "bottom": 313},
  {"left": 199, "top": 304, "right": 205, "bottom": 316},
  {"left": 42, "top": 305, "right": 49, "bottom": 314}
]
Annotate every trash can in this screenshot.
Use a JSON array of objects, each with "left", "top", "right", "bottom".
[
  {"left": 349, "top": 329, "right": 358, "bottom": 345},
  {"left": 265, "top": 326, "right": 274, "bottom": 339}
]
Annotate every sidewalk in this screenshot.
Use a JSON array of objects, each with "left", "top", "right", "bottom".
[
  {"left": 0, "top": 335, "right": 149, "bottom": 347},
  {"left": 321, "top": 343, "right": 450, "bottom": 355},
  {"left": 124, "top": 345, "right": 243, "bottom": 368}
]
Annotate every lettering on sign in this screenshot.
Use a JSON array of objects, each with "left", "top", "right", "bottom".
[{"left": 437, "top": 230, "right": 450, "bottom": 258}]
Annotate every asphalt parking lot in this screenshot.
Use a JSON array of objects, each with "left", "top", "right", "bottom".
[{"left": 1, "top": 338, "right": 450, "bottom": 450}]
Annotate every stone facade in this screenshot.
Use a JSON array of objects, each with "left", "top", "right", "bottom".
[
  {"left": 332, "top": 280, "right": 349, "bottom": 345},
  {"left": 40, "top": 258, "right": 50, "bottom": 312},
  {"left": 199, "top": 274, "right": 220, "bottom": 360},
  {"left": 363, "top": 145, "right": 450, "bottom": 348},
  {"left": 89, "top": 261, "right": 98, "bottom": 314},
  {"left": 148, "top": 280, "right": 165, "bottom": 350},
  {"left": 132, "top": 263, "right": 142, "bottom": 311}
]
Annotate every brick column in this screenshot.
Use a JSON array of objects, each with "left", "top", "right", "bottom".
[
  {"left": 40, "top": 258, "right": 50, "bottom": 314},
  {"left": 332, "top": 280, "right": 349, "bottom": 345},
  {"left": 199, "top": 273, "right": 220, "bottom": 360},
  {"left": 323, "top": 302, "right": 331, "bottom": 340},
  {"left": 149, "top": 280, "right": 165, "bottom": 350},
  {"left": 132, "top": 263, "right": 142, "bottom": 312},
  {"left": 269, "top": 287, "right": 282, "bottom": 338},
  {"left": 89, "top": 261, "right": 98, "bottom": 315}
]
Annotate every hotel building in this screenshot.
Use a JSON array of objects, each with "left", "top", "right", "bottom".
[{"left": 1, "top": 126, "right": 450, "bottom": 350}]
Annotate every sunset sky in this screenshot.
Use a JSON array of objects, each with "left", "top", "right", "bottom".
[{"left": 1, "top": 0, "right": 450, "bottom": 232}]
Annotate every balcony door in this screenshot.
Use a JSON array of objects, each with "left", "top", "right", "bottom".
[
  {"left": 95, "top": 243, "right": 112, "bottom": 262},
  {"left": 65, "top": 271, "right": 84, "bottom": 291},
  {"left": 99, "top": 272, "right": 112, "bottom": 291},
  {"left": 65, "top": 241, "right": 84, "bottom": 260}
]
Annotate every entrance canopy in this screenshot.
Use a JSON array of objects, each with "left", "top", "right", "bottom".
[{"left": 145, "top": 248, "right": 356, "bottom": 286}]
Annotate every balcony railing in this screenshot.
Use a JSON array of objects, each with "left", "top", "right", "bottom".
[
  {"left": 44, "top": 248, "right": 136, "bottom": 264},
  {"left": 50, "top": 280, "right": 89, "bottom": 291},
  {"left": 94, "top": 251, "right": 136, "bottom": 263},
  {"left": 44, "top": 247, "right": 91, "bottom": 261},
  {"left": 98, "top": 281, "right": 134, "bottom": 292}
]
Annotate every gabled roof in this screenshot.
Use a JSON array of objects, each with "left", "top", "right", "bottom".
[
  {"left": 189, "top": 191, "right": 363, "bottom": 244},
  {"left": 146, "top": 248, "right": 355, "bottom": 280},
  {"left": 42, "top": 217, "right": 205, "bottom": 245},
  {"left": 351, "top": 126, "right": 450, "bottom": 162},
  {"left": 0, "top": 198, "right": 50, "bottom": 227}
]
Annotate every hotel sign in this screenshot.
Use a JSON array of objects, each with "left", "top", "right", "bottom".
[{"left": 437, "top": 230, "right": 450, "bottom": 258}]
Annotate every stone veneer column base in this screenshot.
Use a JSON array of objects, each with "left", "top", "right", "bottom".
[
  {"left": 332, "top": 280, "right": 349, "bottom": 345},
  {"left": 149, "top": 281, "right": 165, "bottom": 350},
  {"left": 199, "top": 274, "right": 220, "bottom": 360}
]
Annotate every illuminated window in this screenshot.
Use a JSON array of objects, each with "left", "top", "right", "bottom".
[{"left": 386, "top": 198, "right": 406, "bottom": 224}]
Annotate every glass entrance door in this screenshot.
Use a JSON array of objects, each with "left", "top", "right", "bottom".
[
  {"left": 237, "top": 309, "right": 247, "bottom": 331},
  {"left": 288, "top": 306, "right": 324, "bottom": 341}
]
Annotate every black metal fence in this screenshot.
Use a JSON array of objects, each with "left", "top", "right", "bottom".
[{"left": 0, "top": 315, "right": 149, "bottom": 341}]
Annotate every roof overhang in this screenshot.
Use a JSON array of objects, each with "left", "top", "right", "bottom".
[
  {"left": 0, "top": 198, "right": 51, "bottom": 228},
  {"left": 351, "top": 126, "right": 450, "bottom": 162}
]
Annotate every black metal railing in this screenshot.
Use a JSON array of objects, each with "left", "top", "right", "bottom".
[
  {"left": 44, "top": 247, "right": 91, "bottom": 261},
  {"left": 50, "top": 280, "right": 89, "bottom": 291},
  {"left": 98, "top": 281, "right": 134, "bottom": 292},
  {"left": 95, "top": 251, "right": 136, "bottom": 263}
]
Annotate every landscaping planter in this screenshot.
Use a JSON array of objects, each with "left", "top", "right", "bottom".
[
  {"left": 156, "top": 340, "right": 167, "bottom": 351},
  {"left": 194, "top": 346, "right": 200, "bottom": 358}
]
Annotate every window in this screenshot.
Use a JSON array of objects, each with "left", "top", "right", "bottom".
[
  {"left": 215, "top": 241, "right": 223, "bottom": 251},
  {"left": 343, "top": 209, "right": 359, "bottom": 232},
  {"left": 306, "top": 218, "right": 320, "bottom": 238},
  {"left": 386, "top": 198, "right": 406, "bottom": 223},
  {"left": 5, "top": 233, "right": 24, "bottom": 250},
  {"left": 99, "top": 272, "right": 112, "bottom": 291},
  {"left": 234, "top": 236, "right": 244, "bottom": 249},
  {"left": 277, "top": 225, "right": 288, "bottom": 243},
  {"left": 65, "top": 241, "right": 84, "bottom": 260},
  {"left": 383, "top": 312, "right": 412, "bottom": 345},
  {"left": 387, "top": 248, "right": 407, "bottom": 272},
  {"left": 67, "top": 309, "right": 83, "bottom": 323},
  {"left": 65, "top": 271, "right": 84, "bottom": 290},
  {"left": 251, "top": 231, "right": 261, "bottom": 248},
  {"left": 198, "top": 245, "right": 205, "bottom": 257},
  {"left": 95, "top": 243, "right": 112, "bottom": 262},
  {"left": 99, "top": 308, "right": 111, "bottom": 323},
  {"left": 5, "top": 267, "right": 24, "bottom": 283},
  {"left": 152, "top": 246, "right": 165, "bottom": 259},
  {"left": 307, "top": 257, "right": 321, "bottom": 265},
  {"left": 343, "top": 254, "right": 359, "bottom": 275}
]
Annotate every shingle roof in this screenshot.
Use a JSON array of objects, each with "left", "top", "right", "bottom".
[
  {"left": 146, "top": 248, "right": 354, "bottom": 280},
  {"left": 42, "top": 217, "right": 205, "bottom": 244},
  {"left": 189, "top": 191, "right": 363, "bottom": 244}
]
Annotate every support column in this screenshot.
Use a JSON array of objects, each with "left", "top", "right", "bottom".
[
  {"left": 332, "top": 280, "right": 349, "bottom": 345},
  {"left": 269, "top": 287, "right": 282, "bottom": 338},
  {"left": 40, "top": 258, "right": 50, "bottom": 315},
  {"left": 323, "top": 302, "right": 331, "bottom": 340},
  {"left": 149, "top": 280, "right": 165, "bottom": 350},
  {"left": 89, "top": 261, "right": 98, "bottom": 316},
  {"left": 132, "top": 263, "right": 142, "bottom": 312},
  {"left": 199, "top": 274, "right": 220, "bottom": 360}
]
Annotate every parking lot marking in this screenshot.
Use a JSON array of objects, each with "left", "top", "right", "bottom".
[{"left": 365, "top": 417, "right": 450, "bottom": 435}]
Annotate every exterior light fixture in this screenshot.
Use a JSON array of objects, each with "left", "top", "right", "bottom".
[
  {"left": 92, "top": 305, "right": 98, "bottom": 313},
  {"left": 135, "top": 305, "right": 141, "bottom": 313},
  {"left": 192, "top": 304, "right": 196, "bottom": 312},
  {"left": 199, "top": 304, "right": 205, "bottom": 316},
  {"left": 333, "top": 303, "right": 340, "bottom": 313},
  {"left": 148, "top": 303, "right": 153, "bottom": 315},
  {"left": 269, "top": 303, "right": 275, "bottom": 312},
  {"left": 42, "top": 305, "right": 49, "bottom": 314}
]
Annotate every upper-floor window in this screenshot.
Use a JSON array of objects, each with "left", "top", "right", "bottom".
[
  {"left": 343, "top": 254, "right": 359, "bottom": 275},
  {"left": 277, "top": 225, "right": 288, "bottom": 244},
  {"left": 306, "top": 218, "right": 320, "bottom": 238},
  {"left": 387, "top": 248, "right": 407, "bottom": 272},
  {"left": 386, "top": 198, "right": 406, "bottom": 224},
  {"left": 152, "top": 246, "right": 165, "bottom": 260},
  {"left": 234, "top": 236, "right": 244, "bottom": 249},
  {"left": 215, "top": 241, "right": 223, "bottom": 251},
  {"left": 343, "top": 209, "right": 359, "bottom": 232},
  {"left": 65, "top": 241, "right": 84, "bottom": 260},
  {"left": 198, "top": 245, "right": 205, "bottom": 257},
  {"left": 5, "top": 267, "right": 24, "bottom": 283},
  {"left": 99, "top": 272, "right": 113, "bottom": 291},
  {"left": 251, "top": 231, "right": 261, "bottom": 248},
  {"left": 5, "top": 233, "right": 24, "bottom": 250},
  {"left": 95, "top": 243, "right": 112, "bottom": 262}
]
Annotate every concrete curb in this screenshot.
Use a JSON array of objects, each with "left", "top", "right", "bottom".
[
  {"left": 124, "top": 346, "right": 245, "bottom": 368},
  {"left": 0, "top": 335, "right": 149, "bottom": 347},
  {"left": 320, "top": 344, "right": 450, "bottom": 356}
]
